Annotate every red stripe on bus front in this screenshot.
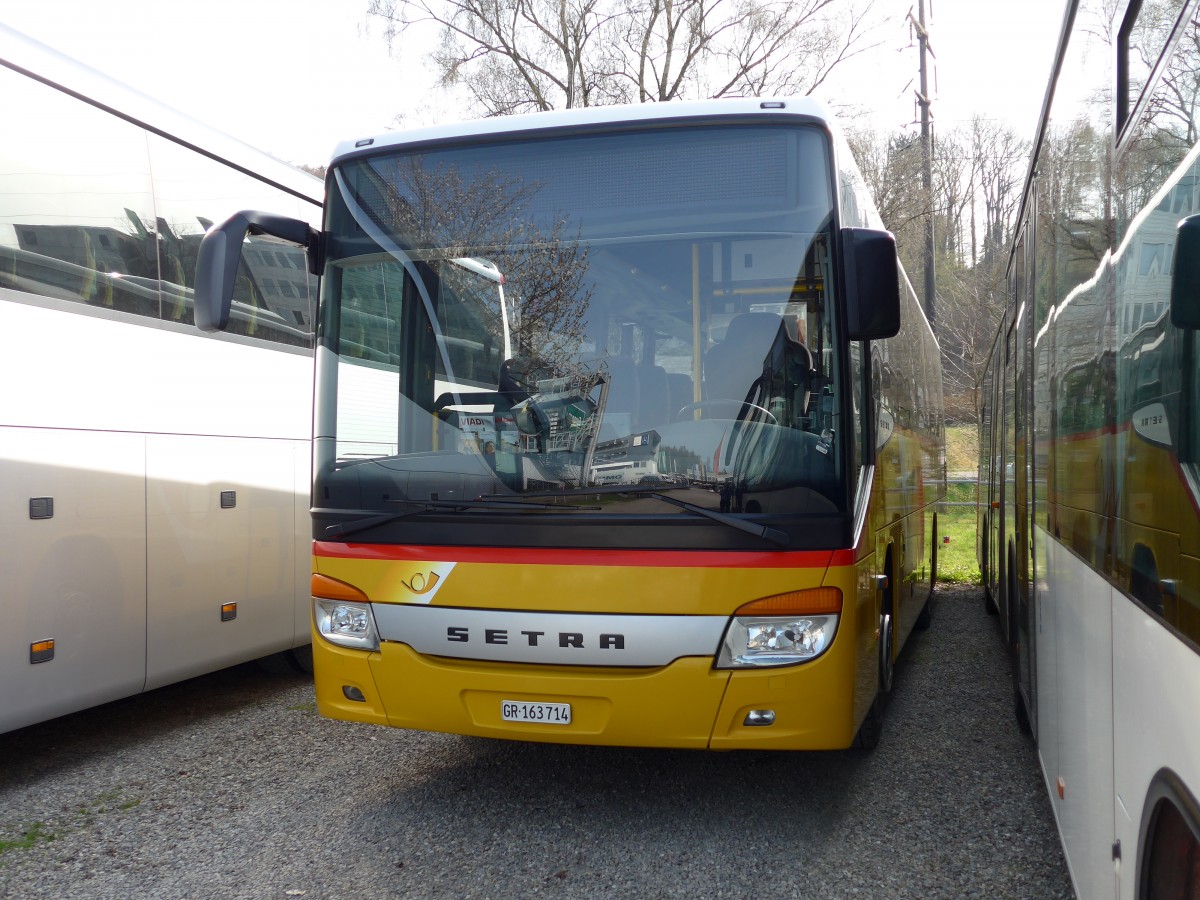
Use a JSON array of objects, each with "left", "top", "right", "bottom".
[{"left": 313, "top": 541, "right": 856, "bottom": 569}]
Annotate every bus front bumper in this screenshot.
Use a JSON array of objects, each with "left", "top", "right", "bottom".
[{"left": 313, "top": 636, "right": 860, "bottom": 750}]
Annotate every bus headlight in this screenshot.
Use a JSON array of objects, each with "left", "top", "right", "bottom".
[
  {"left": 314, "top": 598, "right": 379, "bottom": 651},
  {"left": 715, "top": 588, "right": 842, "bottom": 669}
]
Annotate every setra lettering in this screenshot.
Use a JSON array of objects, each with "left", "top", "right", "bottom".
[{"left": 444, "top": 626, "right": 625, "bottom": 650}]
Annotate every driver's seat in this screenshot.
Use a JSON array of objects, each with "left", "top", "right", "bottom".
[{"left": 704, "top": 313, "right": 786, "bottom": 402}]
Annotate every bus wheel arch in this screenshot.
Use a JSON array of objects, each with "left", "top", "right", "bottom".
[
  {"left": 880, "top": 544, "right": 896, "bottom": 695},
  {"left": 982, "top": 511, "right": 999, "bottom": 615},
  {"left": 1006, "top": 539, "right": 1019, "bottom": 653},
  {"left": 853, "top": 545, "right": 896, "bottom": 750},
  {"left": 1007, "top": 538, "right": 1033, "bottom": 736},
  {"left": 915, "top": 515, "right": 936, "bottom": 631},
  {"left": 1130, "top": 544, "right": 1163, "bottom": 616},
  {"left": 930, "top": 512, "right": 939, "bottom": 590},
  {"left": 1138, "top": 768, "right": 1200, "bottom": 898}
]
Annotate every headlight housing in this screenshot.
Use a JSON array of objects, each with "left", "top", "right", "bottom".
[
  {"left": 314, "top": 598, "right": 379, "bottom": 650},
  {"left": 312, "top": 574, "right": 379, "bottom": 651},
  {"left": 716, "top": 588, "right": 841, "bottom": 669}
]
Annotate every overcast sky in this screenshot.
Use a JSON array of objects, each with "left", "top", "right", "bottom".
[{"left": 2, "top": 0, "right": 1067, "bottom": 168}]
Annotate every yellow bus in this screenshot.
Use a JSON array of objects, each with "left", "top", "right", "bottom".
[{"left": 197, "top": 97, "right": 945, "bottom": 750}]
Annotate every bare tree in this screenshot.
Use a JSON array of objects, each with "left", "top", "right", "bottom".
[
  {"left": 846, "top": 126, "right": 939, "bottom": 309},
  {"left": 848, "top": 121, "right": 1029, "bottom": 422},
  {"left": 969, "top": 117, "right": 1026, "bottom": 269},
  {"left": 356, "top": 154, "right": 595, "bottom": 361},
  {"left": 367, "top": 0, "right": 880, "bottom": 115}
]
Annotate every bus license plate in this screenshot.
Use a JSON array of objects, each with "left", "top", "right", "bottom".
[{"left": 501, "top": 700, "right": 572, "bottom": 725}]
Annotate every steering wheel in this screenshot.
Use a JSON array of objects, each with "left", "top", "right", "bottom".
[{"left": 674, "top": 400, "right": 778, "bottom": 425}]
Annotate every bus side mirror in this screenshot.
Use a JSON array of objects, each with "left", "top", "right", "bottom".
[
  {"left": 194, "top": 210, "right": 321, "bottom": 332},
  {"left": 1171, "top": 214, "right": 1200, "bottom": 330},
  {"left": 841, "top": 227, "right": 901, "bottom": 341}
]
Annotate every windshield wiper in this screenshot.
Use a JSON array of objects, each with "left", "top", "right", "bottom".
[
  {"left": 482, "top": 483, "right": 681, "bottom": 500},
  {"left": 648, "top": 492, "right": 791, "bottom": 547},
  {"left": 478, "top": 484, "right": 787, "bottom": 545},
  {"left": 319, "top": 497, "right": 599, "bottom": 539}
]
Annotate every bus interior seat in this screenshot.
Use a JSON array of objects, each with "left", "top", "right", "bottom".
[
  {"left": 703, "top": 312, "right": 781, "bottom": 399},
  {"left": 636, "top": 362, "right": 671, "bottom": 430},
  {"left": 665, "top": 372, "right": 695, "bottom": 421},
  {"left": 704, "top": 311, "right": 815, "bottom": 422},
  {"left": 597, "top": 354, "right": 640, "bottom": 440}
]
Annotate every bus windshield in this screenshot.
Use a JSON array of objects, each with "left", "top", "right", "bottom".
[{"left": 317, "top": 123, "right": 845, "bottom": 522}]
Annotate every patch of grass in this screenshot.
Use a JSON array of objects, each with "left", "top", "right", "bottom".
[
  {"left": 945, "top": 424, "right": 979, "bottom": 475},
  {"left": 935, "top": 425, "right": 982, "bottom": 584},
  {"left": 939, "top": 479, "right": 980, "bottom": 584},
  {"left": 76, "top": 789, "right": 141, "bottom": 824},
  {"left": 0, "top": 822, "right": 54, "bottom": 855}
]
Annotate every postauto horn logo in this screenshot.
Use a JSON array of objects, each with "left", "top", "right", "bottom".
[{"left": 390, "top": 562, "right": 456, "bottom": 604}]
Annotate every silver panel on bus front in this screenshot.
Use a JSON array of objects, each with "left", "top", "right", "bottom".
[{"left": 372, "top": 604, "right": 727, "bottom": 667}]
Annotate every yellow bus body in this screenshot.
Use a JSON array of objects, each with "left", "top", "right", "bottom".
[{"left": 312, "top": 547, "right": 881, "bottom": 750}]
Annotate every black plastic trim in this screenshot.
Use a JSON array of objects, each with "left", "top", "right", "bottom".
[{"left": 311, "top": 510, "right": 852, "bottom": 552}]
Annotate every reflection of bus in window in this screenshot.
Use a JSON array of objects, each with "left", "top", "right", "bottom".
[
  {"left": 198, "top": 97, "right": 945, "bottom": 751},
  {"left": 977, "top": 1, "right": 1200, "bottom": 894},
  {"left": 333, "top": 255, "right": 512, "bottom": 460},
  {"left": 0, "top": 24, "right": 322, "bottom": 734}
]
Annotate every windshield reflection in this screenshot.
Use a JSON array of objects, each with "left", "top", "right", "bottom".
[{"left": 319, "top": 124, "right": 843, "bottom": 518}]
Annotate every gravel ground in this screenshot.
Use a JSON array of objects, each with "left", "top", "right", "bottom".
[{"left": 0, "top": 583, "right": 1074, "bottom": 899}]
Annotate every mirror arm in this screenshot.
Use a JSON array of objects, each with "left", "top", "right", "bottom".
[{"left": 195, "top": 210, "right": 322, "bottom": 332}]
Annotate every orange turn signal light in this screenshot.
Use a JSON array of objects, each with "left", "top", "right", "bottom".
[
  {"left": 312, "top": 573, "right": 370, "bottom": 602},
  {"left": 735, "top": 587, "right": 843, "bottom": 617}
]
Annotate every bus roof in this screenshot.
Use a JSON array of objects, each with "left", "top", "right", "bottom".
[
  {"left": 330, "top": 96, "right": 835, "bottom": 164},
  {"left": 0, "top": 23, "right": 322, "bottom": 206}
]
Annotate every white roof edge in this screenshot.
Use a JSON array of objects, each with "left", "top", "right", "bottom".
[
  {"left": 0, "top": 22, "right": 322, "bottom": 202},
  {"left": 332, "top": 96, "right": 835, "bottom": 162}
]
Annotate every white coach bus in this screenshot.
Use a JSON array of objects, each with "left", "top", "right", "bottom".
[{"left": 0, "top": 24, "right": 322, "bottom": 733}]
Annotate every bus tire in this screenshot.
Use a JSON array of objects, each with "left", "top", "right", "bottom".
[
  {"left": 855, "top": 561, "right": 895, "bottom": 751},
  {"left": 853, "top": 612, "right": 893, "bottom": 749},
  {"left": 853, "top": 695, "right": 883, "bottom": 750},
  {"left": 1014, "top": 681, "right": 1033, "bottom": 736},
  {"left": 915, "top": 520, "right": 936, "bottom": 631},
  {"left": 915, "top": 598, "right": 933, "bottom": 631},
  {"left": 880, "top": 610, "right": 895, "bottom": 694},
  {"left": 287, "top": 645, "right": 314, "bottom": 675},
  {"left": 255, "top": 651, "right": 297, "bottom": 675},
  {"left": 982, "top": 514, "right": 1000, "bottom": 616}
]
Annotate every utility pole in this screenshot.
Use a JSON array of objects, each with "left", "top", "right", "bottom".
[{"left": 914, "top": 0, "right": 936, "bottom": 328}]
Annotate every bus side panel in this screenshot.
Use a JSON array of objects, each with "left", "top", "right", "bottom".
[
  {"left": 1113, "top": 580, "right": 1200, "bottom": 898},
  {"left": 853, "top": 551, "right": 882, "bottom": 734},
  {"left": 291, "top": 441, "right": 312, "bottom": 648},
  {"left": 895, "top": 505, "right": 932, "bottom": 649},
  {"left": 145, "top": 435, "right": 298, "bottom": 688},
  {"left": 0, "top": 426, "right": 147, "bottom": 733},
  {"left": 1042, "top": 531, "right": 1116, "bottom": 900}
]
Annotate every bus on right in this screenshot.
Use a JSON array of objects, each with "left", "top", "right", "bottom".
[{"left": 977, "top": 1, "right": 1200, "bottom": 895}]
